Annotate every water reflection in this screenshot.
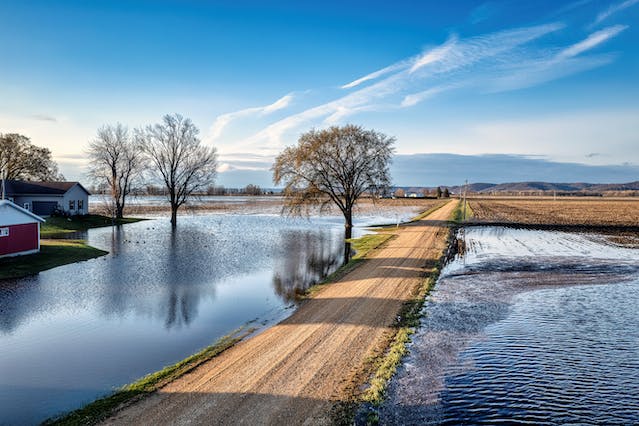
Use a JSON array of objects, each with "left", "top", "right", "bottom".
[
  {"left": 272, "top": 229, "right": 343, "bottom": 302},
  {"left": 0, "top": 214, "right": 356, "bottom": 424}
]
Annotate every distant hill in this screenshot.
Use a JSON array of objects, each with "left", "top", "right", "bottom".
[
  {"left": 393, "top": 181, "right": 639, "bottom": 195},
  {"left": 451, "top": 181, "right": 639, "bottom": 194}
]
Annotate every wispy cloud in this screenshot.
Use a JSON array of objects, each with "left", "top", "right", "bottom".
[
  {"left": 469, "top": 2, "right": 499, "bottom": 24},
  {"left": 558, "top": 25, "right": 627, "bottom": 58},
  {"left": 30, "top": 114, "right": 57, "bottom": 122},
  {"left": 207, "top": 93, "right": 294, "bottom": 142},
  {"left": 593, "top": 0, "right": 639, "bottom": 26},
  {"left": 401, "top": 86, "right": 454, "bottom": 108},
  {"left": 242, "top": 23, "right": 565, "bottom": 147},
  {"left": 341, "top": 62, "right": 410, "bottom": 89},
  {"left": 487, "top": 25, "right": 627, "bottom": 92},
  {"left": 210, "top": 17, "right": 628, "bottom": 153}
]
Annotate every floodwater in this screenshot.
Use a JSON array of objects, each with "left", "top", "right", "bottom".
[
  {"left": 379, "top": 226, "right": 639, "bottom": 425},
  {"left": 0, "top": 206, "right": 420, "bottom": 425}
]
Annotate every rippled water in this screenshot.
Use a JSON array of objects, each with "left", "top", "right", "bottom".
[
  {"left": 0, "top": 207, "right": 419, "bottom": 426},
  {"left": 379, "top": 226, "right": 639, "bottom": 425}
]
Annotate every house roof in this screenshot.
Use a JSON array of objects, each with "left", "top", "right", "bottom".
[
  {"left": 0, "top": 200, "right": 46, "bottom": 224},
  {"left": 3, "top": 180, "right": 91, "bottom": 196}
]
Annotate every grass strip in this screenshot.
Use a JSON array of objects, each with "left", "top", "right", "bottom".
[
  {"left": 0, "top": 240, "right": 107, "bottom": 280},
  {"left": 359, "top": 259, "right": 443, "bottom": 407},
  {"left": 41, "top": 215, "right": 145, "bottom": 236},
  {"left": 44, "top": 327, "right": 255, "bottom": 426},
  {"left": 451, "top": 198, "right": 475, "bottom": 223}
]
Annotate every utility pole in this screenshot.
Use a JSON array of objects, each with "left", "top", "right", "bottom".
[
  {"left": 1, "top": 167, "right": 6, "bottom": 200},
  {"left": 462, "top": 179, "right": 468, "bottom": 221}
]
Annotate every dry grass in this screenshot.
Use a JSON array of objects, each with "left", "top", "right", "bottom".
[
  {"left": 91, "top": 197, "right": 445, "bottom": 217},
  {"left": 469, "top": 197, "right": 639, "bottom": 227}
]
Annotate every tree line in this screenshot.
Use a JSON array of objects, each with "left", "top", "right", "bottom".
[
  {"left": 87, "top": 113, "right": 217, "bottom": 226},
  {"left": 4, "top": 119, "right": 397, "bottom": 265}
]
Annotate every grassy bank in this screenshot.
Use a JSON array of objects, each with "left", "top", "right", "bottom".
[
  {"left": 45, "top": 327, "right": 255, "bottom": 426},
  {"left": 0, "top": 240, "right": 108, "bottom": 280},
  {"left": 41, "top": 215, "right": 144, "bottom": 236}
]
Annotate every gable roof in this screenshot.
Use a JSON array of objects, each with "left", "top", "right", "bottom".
[
  {"left": 3, "top": 180, "right": 91, "bottom": 196},
  {"left": 0, "top": 200, "right": 46, "bottom": 224}
]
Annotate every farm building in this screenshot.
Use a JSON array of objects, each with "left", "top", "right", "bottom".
[
  {"left": 3, "top": 180, "right": 90, "bottom": 216},
  {"left": 0, "top": 200, "right": 46, "bottom": 258}
]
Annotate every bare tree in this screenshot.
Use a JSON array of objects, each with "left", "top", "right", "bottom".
[
  {"left": 87, "top": 124, "right": 144, "bottom": 219},
  {"left": 273, "top": 124, "right": 394, "bottom": 265},
  {"left": 0, "top": 133, "right": 63, "bottom": 181},
  {"left": 138, "top": 113, "right": 217, "bottom": 226}
]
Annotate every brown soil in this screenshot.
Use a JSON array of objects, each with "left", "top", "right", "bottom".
[
  {"left": 102, "top": 200, "right": 457, "bottom": 425},
  {"left": 469, "top": 198, "right": 639, "bottom": 227}
]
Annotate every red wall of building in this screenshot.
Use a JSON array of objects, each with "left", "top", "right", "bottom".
[{"left": 0, "top": 223, "right": 39, "bottom": 256}]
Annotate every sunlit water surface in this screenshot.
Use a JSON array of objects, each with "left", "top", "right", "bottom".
[
  {"left": 0, "top": 207, "right": 419, "bottom": 425},
  {"left": 379, "top": 226, "right": 639, "bottom": 425}
]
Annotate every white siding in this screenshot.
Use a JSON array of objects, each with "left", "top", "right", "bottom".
[
  {"left": 13, "top": 195, "right": 62, "bottom": 212},
  {"left": 62, "top": 185, "right": 89, "bottom": 215},
  {"left": 0, "top": 202, "right": 44, "bottom": 226}
]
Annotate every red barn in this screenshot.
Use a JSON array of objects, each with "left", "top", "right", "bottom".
[{"left": 0, "top": 200, "right": 46, "bottom": 258}]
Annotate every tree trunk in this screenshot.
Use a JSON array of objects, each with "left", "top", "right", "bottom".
[
  {"left": 343, "top": 210, "right": 353, "bottom": 266},
  {"left": 170, "top": 204, "right": 178, "bottom": 227},
  {"left": 116, "top": 202, "right": 124, "bottom": 220}
]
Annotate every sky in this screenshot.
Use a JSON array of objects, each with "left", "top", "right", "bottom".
[{"left": 1, "top": 0, "right": 638, "bottom": 187}]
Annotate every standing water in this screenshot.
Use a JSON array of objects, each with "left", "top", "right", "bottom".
[
  {"left": 379, "top": 226, "right": 639, "bottom": 425},
  {"left": 0, "top": 205, "right": 419, "bottom": 425}
]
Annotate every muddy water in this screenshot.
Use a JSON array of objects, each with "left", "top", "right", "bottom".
[
  {"left": 0, "top": 208, "right": 420, "bottom": 426},
  {"left": 379, "top": 226, "right": 639, "bottom": 425}
]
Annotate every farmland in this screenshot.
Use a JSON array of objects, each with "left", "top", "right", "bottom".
[{"left": 468, "top": 197, "right": 639, "bottom": 227}]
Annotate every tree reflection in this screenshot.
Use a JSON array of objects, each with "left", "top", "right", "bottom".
[{"left": 272, "top": 229, "right": 342, "bottom": 303}]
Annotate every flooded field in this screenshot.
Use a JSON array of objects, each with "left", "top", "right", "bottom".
[
  {"left": 0, "top": 204, "right": 423, "bottom": 425},
  {"left": 380, "top": 226, "right": 639, "bottom": 425}
]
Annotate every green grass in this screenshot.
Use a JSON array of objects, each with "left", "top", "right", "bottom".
[
  {"left": 0, "top": 240, "right": 108, "bottom": 280},
  {"left": 41, "top": 215, "right": 144, "bottom": 236},
  {"left": 449, "top": 198, "right": 474, "bottom": 224},
  {"left": 44, "top": 327, "right": 255, "bottom": 426}
]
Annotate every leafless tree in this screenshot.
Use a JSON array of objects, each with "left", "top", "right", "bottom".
[
  {"left": 87, "top": 124, "right": 144, "bottom": 219},
  {"left": 138, "top": 113, "right": 218, "bottom": 226},
  {"left": 0, "top": 133, "right": 63, "bottom": 181},
  {"left": 273, "top": 124, "right": 394, "bottom": 265}
]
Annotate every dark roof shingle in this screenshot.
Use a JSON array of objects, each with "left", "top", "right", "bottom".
[{"left": 4, "top": 180, "right": 89, "bottom": 195}]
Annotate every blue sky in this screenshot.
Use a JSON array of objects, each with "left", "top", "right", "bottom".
[{"left": 1, "top": 0, "right": 638, "bottom": 186}]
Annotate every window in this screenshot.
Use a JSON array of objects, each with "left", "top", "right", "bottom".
[
  {"left": 78, "top": 199, "right": 84, "bottom": 210},
  {"left": 69, "top": 200, "right": 75, "bottom": 210},
  {"left": 0, "top": 228, "right": 8, "bottom": 237}
]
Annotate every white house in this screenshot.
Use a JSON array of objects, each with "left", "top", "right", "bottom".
[
  {"left": 0, "top": 200, "right": 46, "bottom": 258},
  {"left": 4, "top": 180, "right": 90, "bottom": 216}
]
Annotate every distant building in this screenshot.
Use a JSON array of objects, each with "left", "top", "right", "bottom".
[
  {"left": 3, "top": 180, "right": 90, "bottom": 216},
  {"left": 0, "top": 200, "right": 45, "bottom": 258}
]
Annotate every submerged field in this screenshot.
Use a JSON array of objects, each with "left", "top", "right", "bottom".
[
  {"left": 379, "top": 226, "right": 639, "bottom": 424},
  {"left": 468, "top": 197, "right": 639, "bottom": 227}
]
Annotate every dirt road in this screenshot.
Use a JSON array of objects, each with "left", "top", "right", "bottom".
[{"left": 104, "top": 200, "right": 457, "bottom": 425}]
